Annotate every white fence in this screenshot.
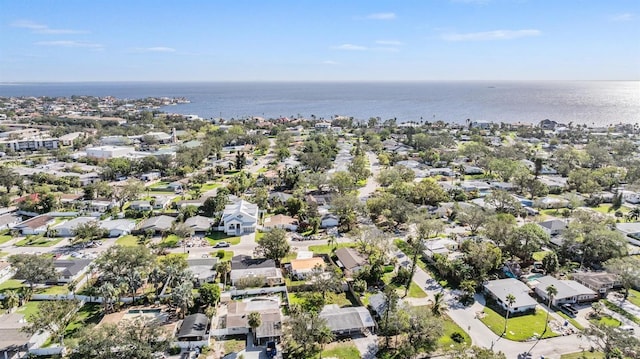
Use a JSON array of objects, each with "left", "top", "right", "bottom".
[
  {"left": 171, "top": 340, "right": 210, "bottom": 349},
  {"left": 29, "top": 346, "right": 65, "bottom": 356}
]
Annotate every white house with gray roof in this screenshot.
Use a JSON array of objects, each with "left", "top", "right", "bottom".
[
  {"left": 52, "top": 217, "right": 97, "bottom": 237},
  {"left": 533, "top": 276, "right": 598, "bottom": 305},
  {"left": 483, "top": 278, "right": 538, "bottom": 314},
  {"left": 218, "top": 200, "right": 258, "bottom": 235}
]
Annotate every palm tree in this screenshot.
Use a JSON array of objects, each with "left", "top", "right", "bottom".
[
  {"left": 316, "top": 324, "right": 335, "bottom": 358},
  {"left": 503, "top": 293, "right": 516, "bottom": 337},
  {"left": 627, "top": 207, "right": 640, "bottom": 221},
  {"left": 171, "top": 281, "right": 194, "bottom": 318},
  {"left": 216, "top": 261, "right": 231, "bottom": 289},
  {"left": 542, "top": 285, "right": 558, "bottom": 336},
  {"left": 67, "top": 280, "right": 77, "bottom": 300},
  {"left": 4, "top": 290, "right": 19, "bottom": 312},
  {"left": 99, "top": 282, "right": 118, "bottom": 314},
  {"left": 430, "top": 291, "right": 447, "bottom": 316},
  {"left": 248, "top": 311, "right": 262, "bottom": 345}
]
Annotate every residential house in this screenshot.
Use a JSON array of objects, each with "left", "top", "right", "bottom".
[
  {"left": 218, "top": 200, "right": 258, "bottom": 236},
  {"left": 621, "top": 190, "right": 640, "bottom": 204},
  {"left": 151, "top": 196, "right": 171, "bottom": 210},
  {"left": 572, "top": 272, "right": 622, "bottom": 296},
  {"left": 463, "top": 165, "right": 484, "bottom": 175},
  {"left": 184, "top": 216, "right": 212, "bottom": 236},
  {"left": 14, "top": 215, "right": 55, "bottom": 236},
  {"left": 616, "top": 222, "right": 640, "bottom": 246},
  {"left": 263, "top": 214, "right": 298, "bottom": 232},
  {"left": 225, "top": 298, "right": 282, "bottom": 344},
  {"left": 0, "top": 262, "right": 14, "bottom": 281},
  {"left": 129, "top": 200, "right": 153, "bottom": 212},
  {"left": 176, "top": 313, "right": 209, "bottom": 342},
  {"left": 85, "top": 200, "right": 115, "bottom": 214},
  {"left": 533, "top": 276, "right": 598, "bottom": 305},
  {"left": 334, "top": 247, "right": 367, "bottom": 276},
  {"left": 53, "top": 259, "right": 92, "bottom": 284},
  {"left": 0, "top": 313, "right": 34, "bottom": 359},
  {"left": 537, "top": 219, "right": 567, "bottom": 237},
  {"left": 535, "top": 196, "right": 569, "bottom": 209},
  {"left": 288, "top": 257, "right": 325, "bottom": 280},
  {"left": 52, "top": 216, "right": 97, "bottom": 237},
  {"left": 268, "top": 192, "right": 292, "bottom": 207},
  {"left": 99, "top": 219, "right": 136, "bottom": 238},
  {"left": 187, "top": 258, "right": 219, "bottom": 285},
  {"left": 422, "top": 238, "right": 462, "bottom": 262},
  {"left": 140, "top": 171, "right": 161, "bottom": 182},
  {"left": 230, "top": 255, "right": 283, "bottom": 287},
  {"left": 137, "top": 215, "right": 175, "bottom": 234},
  {"left": 0, "top": 213, "right": 20, "bottom": 231},
  {"left": 320, "top": 214, "right": 339, "bottom": 229},
  {"left": 319, "top": 304, "right": 376, "bottom": 335},
  {"left": 483, "top": 278, "right": 538, "bottom": 314}
]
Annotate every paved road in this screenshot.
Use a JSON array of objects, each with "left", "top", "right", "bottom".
[{"left": 357, "top": 151, "right": 380, "bottom": 202}]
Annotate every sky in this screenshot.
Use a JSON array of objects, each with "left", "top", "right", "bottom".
[{"left": 0, "top": 0, "right": 639, "bottom": 82}]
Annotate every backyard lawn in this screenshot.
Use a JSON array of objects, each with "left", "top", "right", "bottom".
[
  {"left": 0, "top": 279, "right": 25, "bottom": 294},
  {"left": 223, "top": 337, "right": 246, "bottom": 355},
  {"left": 308, "top": 242, "right": 356, "bottom": 255},
  {"left": 591, "top": 315, "right": 621, "bottom": 327},
  {"left": 205, "top": 233, "right": 241, "bottom": 246},
  {"left": 36, "top": 285, "right": 69, "bottom": 295},
  {"left": 15, "top": 237, "right": 64, "bottom": 247},
  {"left": 320, "top": 342, "right": 360, "bottom": 359},
  {"left": 288, "top": 291, "right": 357, "bottom": 309},
  {"left": 116, "top": 235, "right": 140, "bottom": 247},
  {"left": 201, "top": 182, "right": 220, "bottom": 191},
  {"left": 479, "top": 305, "right": 558, "bottom": 341}
]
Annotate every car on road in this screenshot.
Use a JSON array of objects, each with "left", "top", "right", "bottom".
[{"left": 213, "top": 241, "right": 230, "bottom": 248}]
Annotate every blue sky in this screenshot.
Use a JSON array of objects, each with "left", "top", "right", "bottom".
[{"left": 0, "top": 0, "right": 638, "bottom": 82}]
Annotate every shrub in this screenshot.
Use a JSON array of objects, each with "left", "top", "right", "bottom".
[
  {"left": 168, "top": 346, "right": 181, "bottom": 355},
  {"left": 393, "top": 267, "right": 411, "bottom": 285},
  {"left": 216, "top": 250, "right": 225, "bottom": 259},
  {"left": 450, "top": 332, "right": 465, "bottom": 343}
]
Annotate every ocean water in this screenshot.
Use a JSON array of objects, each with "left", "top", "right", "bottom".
[{"left": 0, "top": 81, "right": 638, "bottom": 126}]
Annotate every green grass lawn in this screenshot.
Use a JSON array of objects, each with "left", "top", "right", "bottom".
[
  {"left": 255, "top": 231, "right": 265, "bottom": 242},
  {"left": 160, "top": 234, "right": 180, "bottom": 248},
  {"left": 17, "top": 301, "right": 40, "bottom": 318},
  {"left": 205, "top": 232, "right": 241, "bottom": 246},
  {"left": 591, "top": 204, "right": 630, "bottom": 214},
  {"left": 0, "top": 251, "right": 8, "bottom": 257},
  {"left": 288, "top": 291, "right": 356, "bottom": 308},
  {"left": 15, "top": 237, "right": 64, "bottom": 247},
  {"left": 439, "top": 315, "right": 471, "bottom": 350},
  {"left": 36, "top": 285, "right": 69, "bottom": 295},
  {"left": 308, "top": 242, "right": 356, "bottom": 255},
  {"left": 532, "top": 251, "right": 549, "bottom": 261},
  {"left": 201, "top": 182, "right": 220, "bottom": 191},
  {"left": 0, "top": 231, "right": 13, "bottom": 245},
  {"left": 116, "top": 235, "right": 141, "bottom": 247},
  {"left": 65, "top": 303, "right": 102, "bottom": 337},
  {"left": 0, "top": 279, "right": 25, "bottom": 294},
  {"left": 211, "top": 250, "right": 234, "bottom": 262},
  {"left": 591, "top": 315, "right": 622, "bottom": 327},
  {"left": 394, "top": 239, "right": 428, "bottom": 270},
  {"left": 320, "top": 342, "right": 360, "bottom": 359},
  {"left": 628, "top": 289, "right": 640, "bottom": 308},
  {"left": 223, "top": 338, "right": 246, "bottom": 355},
  {"left": 560, "top": 351, "right": 605, "bottom": 359},
  {"left": 479, "top": 306, "right": 558, "bottom": 341}
]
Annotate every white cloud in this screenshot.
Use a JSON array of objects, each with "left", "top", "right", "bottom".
[
  {"left": 35, "top": 40, "right": 103, "bottom": 48},
  {"left": 376, "top": 40, "right": 403, "bottom": 46},
  {"left": 333, "top": 44, "right": 368, "bottom": 51},
  {"left": 12, "top": 20, "right": 87, "bottom": 34},
  {"left": 138, "top": 47, "right": 177, "bottom": 52},
  {"left": 366, "top": 12, "right": 396, "bottom": 20},
  {"left": 610, "top": 13, "right": 634, "bottom": 22},
  {"left": 442, "top": 29, "right": 541, "bottom": 41}
]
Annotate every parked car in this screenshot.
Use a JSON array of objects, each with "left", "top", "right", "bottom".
[
  {"left": 560, "top": 304, "right": 578, "bottom": 317},
  {"left": 213, "top": 241, "right": 230, "bottom": 248},
  {"left": 266, "top": 341, "right": 277, "bottom": 358}
]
